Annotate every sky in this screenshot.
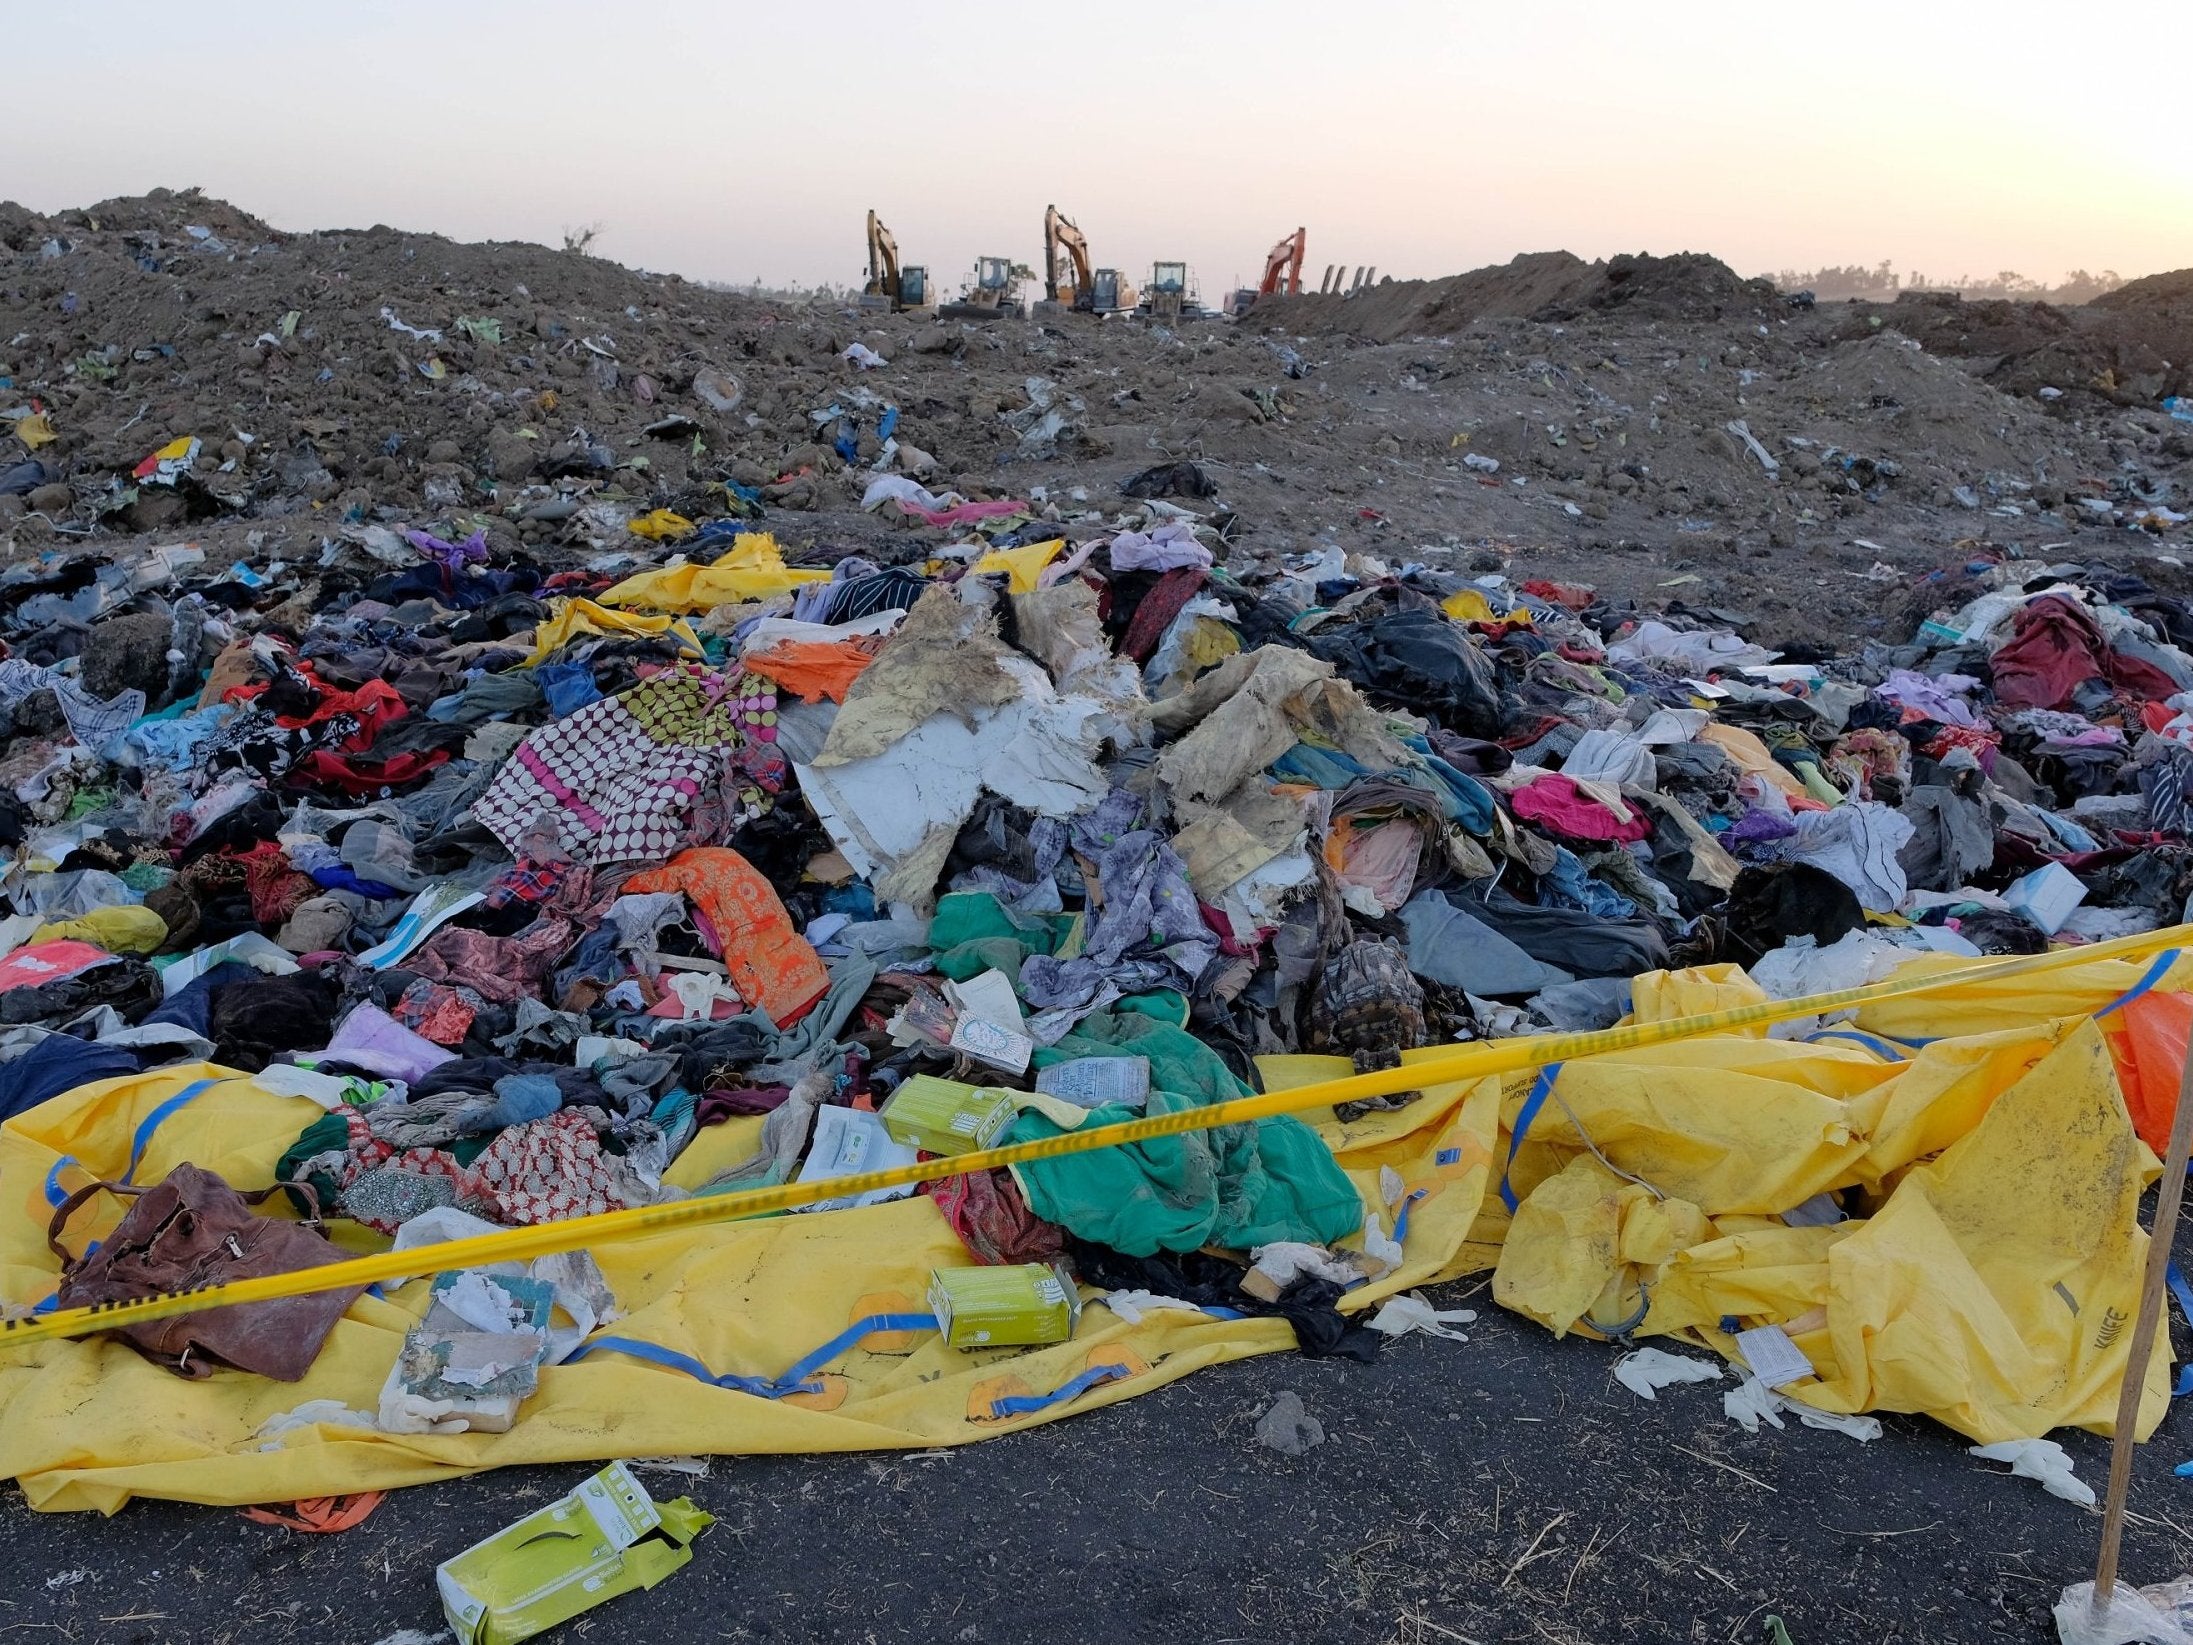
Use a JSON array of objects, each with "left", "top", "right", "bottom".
[{"left": 10, "top": 0, "right": 2193, "bottom": 298}]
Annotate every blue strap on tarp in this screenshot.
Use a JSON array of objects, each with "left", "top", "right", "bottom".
[
  {"left": 1804, "top": 1028, "right": 1911, "bottom": 1061},
  {"left": 43, "top": 1077, "right": 223, "bottom": 1209},
  {"left": 2096, "top": 949, "right": 2182, "bottom": 1021},
  {"left": 569, "top": 1312, "right": 941, "bottom": 1400},
  {"left": 982, "top": 1360, "right": 1137, "bottom": 1420},
  {"left": 1499, "top": 1063, "right": 1563, "bottom": 1213}
]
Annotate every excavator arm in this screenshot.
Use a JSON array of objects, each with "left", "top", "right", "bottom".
[
  {"left": 1044, "top": 204, "right": 1094, "bottom": 307},
  {"left": 865, "top": 210, "right": 901, "bottom": 302},
  {"left": 1259, "top": 227, "right": 1307, "bottom": 297}
]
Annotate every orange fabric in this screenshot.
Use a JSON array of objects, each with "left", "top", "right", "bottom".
[
  {"left": 2106, "top": 990, "right": 2192, "bottom": 1154},
  {"left": 240, "top": 1492, "right": 386, "bottom": 1532},
  {"left": 622, "top": 847, "right": 829, "bottom": 1027},
  {"left": 744, "top": 638, "right": 880, "bottom": 704}
]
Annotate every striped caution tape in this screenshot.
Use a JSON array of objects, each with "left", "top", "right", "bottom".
[{"left": 2, "top": 922, "right": 2187, "bottom": 1354}]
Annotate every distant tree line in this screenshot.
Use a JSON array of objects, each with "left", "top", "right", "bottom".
[{"left": 1763, "top": 261, "right": 2126, "bottom": 305}]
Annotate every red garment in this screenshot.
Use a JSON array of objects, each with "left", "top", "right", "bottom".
[
  {"left": 227, "top": 664, "right": 407, "bottom": 750},
  {"left": 1507, "top": 774, "right": 1652, "bottom": 844},
  {"left": 287, "top": 746, "right": 451, "bottom": 796},
  {"left": 1120, "top": 567, "right": 1209, "bottom": 663},
  {"left": 1988, "top": 595, "right": 2175, "bottom": 711},
  {"left": 924, "top": 1168, "right": 1065, "bottom": 1266}
]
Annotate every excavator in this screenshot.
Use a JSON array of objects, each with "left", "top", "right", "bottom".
[
  {"left": 858, "top": 210, "right": 930, "bottom": 312},
  {"left": 1041, "top": 204, "right": 1137, "bottom": 316},
  {"left": 938, "top": 256, "right": 1020, "bottom": 321},
  {"left": 1231, "top": 227, "right": 1308, "bottom": 316}
]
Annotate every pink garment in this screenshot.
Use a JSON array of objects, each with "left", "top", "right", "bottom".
[
  {"left": 901, "top": 498, "right": 1026, "bottom": 527},
  {"left": 1508, "top": 775, "right": 1652, "bottom": 844}
]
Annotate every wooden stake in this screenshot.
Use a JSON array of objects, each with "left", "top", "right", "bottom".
[{"left": 2094, "top": 1039, "right": 2193, "bottom": 1602}]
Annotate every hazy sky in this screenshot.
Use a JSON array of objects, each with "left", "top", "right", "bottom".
[{"left": 11, "top": 0, "right": 2192, "bottom": 297}]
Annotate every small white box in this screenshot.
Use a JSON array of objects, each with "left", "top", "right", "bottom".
[{"left": 2003, "top": 861, "right": 2085, "bottom": 936}]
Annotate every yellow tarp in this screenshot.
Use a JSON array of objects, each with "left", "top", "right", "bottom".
[
  {"left": 0, "top": 1053, "right": 1499, "bottom": 1513},
  {"left": 0, "top": 953, "right": 2179, "bottom": 1511},
  {"left": 599, "top": 533, "right": 829, "bottom": 612},
  {"left": 524, "top": 599, "right": 703, "bottom": 666}
]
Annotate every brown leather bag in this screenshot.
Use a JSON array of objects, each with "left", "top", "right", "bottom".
[{"left": 50, "top": 1162, "right": 366, "bottom": 1381}]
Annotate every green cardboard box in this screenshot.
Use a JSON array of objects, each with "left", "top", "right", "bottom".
[
  {"left": 929, "top": 1262, "right": 1078, "bottom": 1349},
  {"left": 879, "top": 1074, "right": 1016, "bottom": 1156},
  {"left": 436, "top": 1461, "right": 713, "bottom": 1645}
]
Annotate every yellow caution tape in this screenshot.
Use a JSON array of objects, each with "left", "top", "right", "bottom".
[{"left": 3, "top": 923, "right": 2187, "bottom": 1353}]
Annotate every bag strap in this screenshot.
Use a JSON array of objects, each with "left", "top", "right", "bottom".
[{"left": 45, "top": 1178, "right": 147, "bottom": 1267}]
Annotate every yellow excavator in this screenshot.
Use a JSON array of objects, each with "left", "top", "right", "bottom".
[
  {"left": 859, "top": 210, "right": 930, "bottom": 312},
  {"left": 1042, "top": 204, "right": 1137, "bottom": 316}
]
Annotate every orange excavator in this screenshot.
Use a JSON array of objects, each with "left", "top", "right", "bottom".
[{"left": 1232, "top": 227, "right": 1307, "bottom": 316}]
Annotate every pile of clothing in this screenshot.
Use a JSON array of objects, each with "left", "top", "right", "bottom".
[{"left": 2, "top": 507, "right": 2192, "bottom": 1469}]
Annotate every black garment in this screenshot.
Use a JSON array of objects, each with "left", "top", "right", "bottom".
[
  {"left": 409, "top": 1056, "right": 611, "bottom": 1110},
  {"left": 1308, "top": 606, "right": 1507, "bottom": 739},
  {"left": 1463, "top": 891, "right": 1672, "bottom": 979},
  {"left": 1954, "top": 908, "right": 2051, "bottom": 955},
  {"left": 1721, "top": 864, "right": 1866, "bottom": 963},
  {"left": 1067, "top": 1241, "right": 1381, "bottom": 1363},
  {"left": 1120, "top": 461, "right": 1217, "bottom": 500},
  {"left": 207, "top": 972, "right": 342, "bottom": 1072},
  {"left": 0, "top": 958, "right": 161, "bottom": 1029}
]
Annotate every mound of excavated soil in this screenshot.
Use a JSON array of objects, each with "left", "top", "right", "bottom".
[{"left": 1248, "top": 251, "right": 1774, "bottom": 343}]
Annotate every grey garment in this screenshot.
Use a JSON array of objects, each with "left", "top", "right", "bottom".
[
  {"left": 494, "top": 997, "right": 591, "bottom": 1058},
  {"left": 1512, "top": 721, "right": 1584, "bottom": 768},
  {"left": 703, "top": 1067, "right": 834, "bottom": 1192},
  {"left": 1899, "top": 783, "right": 1994, "bottom": 892},
  {"left": 1529, "top": 976, "right": 1634, "bottom": 1032},
  {"left": 1654, "top": 740, "right": 1732, "bottom": 790},
  {"left": 427, "top": 670, "right": 541, "bottom": 726},
  {"left": 607, "top": 892, "right": 691, "bottom": 959},
  {"left": 340, "top": 819, "right": 431, "bottom": 893},
  {"left": 1788, "top": 801, "right": 1915, "bottom": 913},
  {"left": 1019, "top": 789, "right": 1214, "bottom": 1007},
  {"left": 1399, "top": 890, "right": 1574, "bottom": 996},
  {"left": 390, "top": 757, "right": 502, "bottom": 836},
  {"left": 597, "top": 1052, "right": 680, "bottom": 1115},
  {"left": 1560, "top": 729, "right": 1657, "bottom": 790},
  {"left": 731, "top": 950, "right": 878, "bottom": 1083}
]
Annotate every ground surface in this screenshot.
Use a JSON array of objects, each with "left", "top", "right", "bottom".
[{"left": 4, "top": 1265, "right": 2192, "bottom": 1645}]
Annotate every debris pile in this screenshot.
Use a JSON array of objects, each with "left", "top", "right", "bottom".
[{"left": 0, "top": 191, "right": 2191, "bottom": 1516}]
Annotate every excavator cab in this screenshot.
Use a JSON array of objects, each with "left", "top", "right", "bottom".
[
  {"left": 1089, "top": 268, "right": 1137, "bottom": 315},
  {"left": 940, "top": 256, "right": 1021, "bottom": 320},
  {"left": 900, "top": 266, "right": 929, "bottom": 308}
]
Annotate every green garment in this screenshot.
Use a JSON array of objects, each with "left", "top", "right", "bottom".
[
  {"left": 925, "top": 892, "right": 1070, "bottom": 984},
  {"left": 1010, "top": 1011, "right": 1362, "bottom": 1256}
]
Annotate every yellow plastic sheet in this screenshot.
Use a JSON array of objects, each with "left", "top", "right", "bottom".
[
  {"left": 1640, "top": 1022, "right": 2170, "bottom": 1444},
  {"left": 626, "top": 509, "right": 696, "bottom": 542},
  {"left": 524, "top": 599, "right": 703, "bottom": 666},
  {"left": 30, "top": 906, "right": 168, "bottom": 956},
  {"left": 969, "top": 538, "right": 1064, "bottom": 594},
  {"left": 599, "top": 534, "right": 829, "bottom": 612},
  {"left": 0, "top": 1055, "right": 1499, "bottom": 1513}
]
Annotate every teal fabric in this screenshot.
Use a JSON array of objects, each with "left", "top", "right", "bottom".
[{"left": 1013, "top": 1012, "right": 1362, "bottom": 1256}]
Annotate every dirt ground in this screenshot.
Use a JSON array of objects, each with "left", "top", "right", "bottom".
[{"left": 5, "top": 189, "right": 2191, "bottom": 654}]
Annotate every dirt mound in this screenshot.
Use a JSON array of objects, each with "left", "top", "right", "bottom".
[
  {"left": 1829, "top": 275, "right": 2193, "bottom": 405},
  {"left": 1253, "top": 251, "right": 1772, "bottom": 342},
  {"left": 1528, "top": 251, "right": 1774, "bottom": 325}
]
